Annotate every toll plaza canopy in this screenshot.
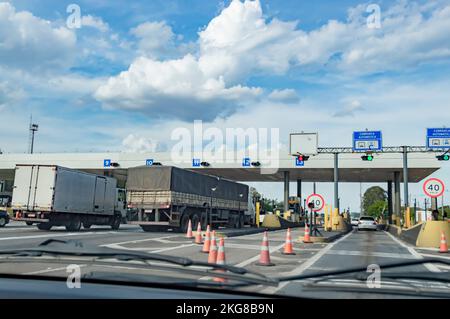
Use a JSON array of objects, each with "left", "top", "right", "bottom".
[{"left": 0, "top": 151, "right": 441, "bottom": 187}]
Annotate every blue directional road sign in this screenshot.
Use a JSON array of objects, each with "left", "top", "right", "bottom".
[
  {"left": 242, "top": 158, "right": 251, "bottom": 167},
  {"left": 192, "top": 158, "right": 201, "bottom": 167},
  {"left": 295, "top": 157, "right": 305, "bottom": 167},
  {"left": 426, "top": 128, "right": 450, "bottom": 149},
  {"left": 353, "top": 131, "right": 383, "bottom": 151},
  {"left": 103, "top": 159, "right": 111, "bottom": 167},
  {"left": 146, "top": 159, "right": 154, "bottom": 166}
]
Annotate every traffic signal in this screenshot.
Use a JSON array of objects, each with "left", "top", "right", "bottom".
[
  {"left": 361, "top": 154, "right": 374, "bottom": 161},
  {"left": 436, "top": 154, "right": 449, "bottom": 161},
  {"left": 297, "top": 155, "right": 310, "bottom": 162}
]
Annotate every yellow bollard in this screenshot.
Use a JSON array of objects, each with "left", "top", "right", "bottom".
[
  {"left": 324, "top": 205, "right": 329, "bottom": 232},
  {"left": 255, "top": 201, "right": 260, "bottom": 228}
]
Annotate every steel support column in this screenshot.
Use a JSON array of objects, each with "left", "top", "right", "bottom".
[
  {"left": 284, "top": 171, "right": 290, "bottom": 213},
  {"left": 334, "top": 153, "right": 339, "bottom": 212},
  {"left": 394, "top": 172, "right": 401, "bottom": 217},
  {"left": 387, "top": 181, "right": 393, "bottom": 224}
]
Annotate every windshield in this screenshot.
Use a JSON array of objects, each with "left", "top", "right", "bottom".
[{"left": 0, "top": 0, "right": 449, "bottom": 302}]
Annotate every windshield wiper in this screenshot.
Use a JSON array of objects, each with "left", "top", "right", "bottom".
[
  {"left": 0, "top": 239, "right": 278, "bottom": 288},
  {"left": 276, "top": 258, "right": 450, "bottom": 283}
]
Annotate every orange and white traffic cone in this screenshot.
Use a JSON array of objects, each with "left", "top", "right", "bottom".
[
  {"left": 282, "top": 228, "right": 295, "bottom": 255},
  {"left": 439, "top": 231, "right": 448, "bottom": 253},
  {"left": 185, "top": 219, "right": 193, "bottom": 239},
  {"left": 208, "top": 231, "right": 218, "bottom": 263},
  {"left": 194, "top": 222, "right": 203, "bottom": 244},
  {"left": 303, "top": 223, "right": 312, "bottom": 243},
  {"left": 213, "top": 238, "right": 227, "bottom": 283},
  {"left": 256, "top": 231, "right": 275, "bottom": 266},
  {"left": 201, "top": 225, "right": 211, "bottom": 253}
]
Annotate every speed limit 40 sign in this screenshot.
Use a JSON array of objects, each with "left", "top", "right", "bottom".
[
  {"left": 423, "top": 178, "right": 445, "bottom": 198},
  {"left": 306, "top": 194, "right": 325, "bottom": 212}
]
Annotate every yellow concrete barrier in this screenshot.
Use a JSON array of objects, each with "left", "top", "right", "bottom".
[
  {"left": 261, "top": 214, "right": 281, "bottom": 228},
  {"left": 416, "top": 221, "right": 450, "bottom": 248}
]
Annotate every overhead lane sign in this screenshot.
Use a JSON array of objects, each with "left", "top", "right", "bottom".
[
  {"left": 426, "top": 128, "right": 450, "bottom": 149},
  {"left": 353, "top": 131, "right": 383, "bottom": 152}
]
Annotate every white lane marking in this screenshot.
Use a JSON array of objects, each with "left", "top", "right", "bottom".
[
  {"left": 151, "top": 244, "right": 196, "bottom": 253},
  {"left": 0, "top": 231, "right": 118, "bottom": 242},
  {"left": 385, "top": 231, "right": 441, "bottom": 273},
  {"left": 326, "top": 249, "right": 416, "bottom": 259},
  {"left": 23, "top": 264, "right": 87, "bottom": 275},
  {"left": 235, "top": 243, "right": 286, "bottom": 268},
  {"left": 100, "top": 235, "right": 180, "bottom": 247},
  {"left": 1, "top": 227, "right": 33, "bottom": 232},
  {"left": 419, "top": 253, "right": 450, "bottom": 260},
  {"left": 261, "top": 231, "right": 353, "bottom": 294}
]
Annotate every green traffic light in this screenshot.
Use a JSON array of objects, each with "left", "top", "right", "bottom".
[
  {"left": 444, "top": 155, "right": 449, "bottom": 161},
  {"left": 367, "top": 155, "right": 373, "bottom": 161}
]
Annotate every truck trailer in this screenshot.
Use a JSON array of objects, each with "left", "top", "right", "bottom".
[
  {"left": 11, "top": 165, "right": 126, "bottom": 231},
  {"left": 126, "top": 166, "right": 252, "bottom": 232}
]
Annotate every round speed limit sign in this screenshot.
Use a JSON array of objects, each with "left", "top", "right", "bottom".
[
  {"left": 306, "top": 194, "right": 325, "bottom": 212},
  {"left": 423, "top": 178, "right": 445, "bottom": 198}
]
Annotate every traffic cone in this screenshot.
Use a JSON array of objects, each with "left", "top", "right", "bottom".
[
  {"left": 208, "top": 231, "right": 218, "bottom": 263},
  {"left": 439, "top": 231, "right": 448, "bottom": 253},
  {"left": 201, "top": 225, "right": 211, "bottom": 253},
  {"left": 194, "top": 222, "right": 203, "bottom": 244},
  {"left": 213, "top": 238, "right": 227, "bottom": 283},
  {"left": 303, "top": 223, "right": 312, "bottom": 243},
  {"left": 282, "top": 228, "right": 295, "bottom": 255},
  {"left": 256, "top": 231, "right": 275, "bottom": 266},
  {"left": 185, "top": 219, "right": 193, "bottom": 239}
]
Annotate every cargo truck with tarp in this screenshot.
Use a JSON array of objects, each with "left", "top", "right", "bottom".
[
  {"left": 126, "top": 166, "right": 252, "bottom": 232},
  {"left": 11, "top": 165, "right": 127, "bottom": 231}
]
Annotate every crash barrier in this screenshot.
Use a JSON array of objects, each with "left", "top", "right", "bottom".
[
  {"left": 387, "top": 221, "right": 450, "bottom": 249},
  {"left": 261, "top": 214, "right": 303, "bottom": 229}
]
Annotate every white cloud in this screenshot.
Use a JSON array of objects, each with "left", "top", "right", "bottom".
[
  {"left": 0, "top": 81, "right": 25, "bottom": 110},
  {"left": 0, "top": 2, "right": 76, "bottom": 71},
  {"left": 81, "top": 15, "right": 109, "bottom": 32},
  {"left": 131, "top": 21, "right": 176, "bottom": 58},
  {"left": 268, "top": 89, "right": 299, "bottom": 103},
  {"left": 95, "top": 0, "right": 450, "bottom": 121},
  {"left": 94, "top": 54, "right": 262, "bottom": 121},
  {"left": 333, "top": 100, "right": 364, "bottom": 117},
  {"left": 122, "top": 134, "right": 159, "bottom": 153}
]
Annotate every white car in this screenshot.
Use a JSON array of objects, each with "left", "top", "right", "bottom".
[
  {"left": 357, "top": 216, "right": 378, "bottom": 231},
  {"left": 351, "top": 218, "right": 360, "bottom": 227}
]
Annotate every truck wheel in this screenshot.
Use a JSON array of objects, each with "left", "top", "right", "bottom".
[
  {"left": 200, "top": 213, "right": 208, "bottom": 229},
  {"left": 26, "top": 221, "right": 33, "bottom": 226},
  {"left": 83, "top": 223, "right": 91, "bottom": 229},
  {"left": 37, "top": 223, "right": 52, "bottom": 231},
  {"left": 66, "top": 217, "right": 81, "bottom": 231},
  {"left": 239, "top": 214, "right": 245, "bottom": 228},
  {"left": 191, "top": 214, "right": 200, "bottom": 229},
  {"left": 110, "top": 214, "right": 121, "bottom": 230},
  {"left": 0, "top": 217, "right": 6, "bottom": 227},
  {"left": 180, "top": 214, "right": 190, "bottom": 233}
]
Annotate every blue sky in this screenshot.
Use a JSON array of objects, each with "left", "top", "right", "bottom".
[{"left": 1, "top": 0, "right": 450, "bottom": 210}]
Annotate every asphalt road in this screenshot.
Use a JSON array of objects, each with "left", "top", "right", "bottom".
[{"left": 0, "top": 222, "right": 448, "bottom": 298}]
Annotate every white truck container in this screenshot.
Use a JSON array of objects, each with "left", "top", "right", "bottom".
[{"left": 12, "top": 165, "right": 126, "bottom": 231}]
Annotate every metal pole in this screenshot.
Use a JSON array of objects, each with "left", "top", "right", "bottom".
[
  {"left": 313, "top": 182, "right": 316, "bottom": 194},
  {"left": 30, "top": 131, "right": 35, "bottom": 154},
  {"left": 334, "top": 153, "right": 339, "bottom": 212},
  {"left": 283, "top": 171, "right": 289, "bottom": 213},
  {"left": 394, "top": 172, "right": 401, "bottom": 220},
  {"left": 387, "top": 181, "right": 393, "bottom": 224},
  {"left": 403, "top": 146, "right": 409, "bottom": 208},
  {"left": 297, "top": 179, "right": 302, "bottom": 198}
]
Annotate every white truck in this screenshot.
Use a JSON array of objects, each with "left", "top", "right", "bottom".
[{"left": 11, "top": 165, "right": 126, "bottom": 231}]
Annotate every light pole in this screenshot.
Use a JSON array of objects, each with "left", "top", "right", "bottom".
[{"left": 29, "top": 123, "right": 38, "bottom": 154}]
